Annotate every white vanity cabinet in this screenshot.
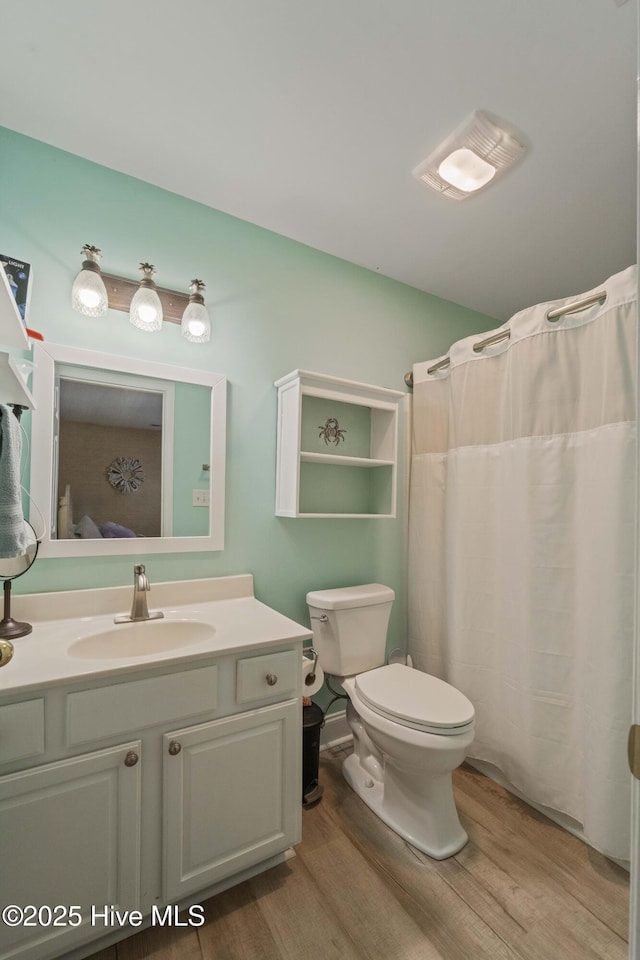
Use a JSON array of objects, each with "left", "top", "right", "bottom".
[
  {"left": 0, "top": 742, "right": 141, "bottom": 960},
  {"left": 0, "top": 642, "right": 302, "bottom": 960},
  {"left": 163, "top": 698, "right": 299, "bottom": 902}
]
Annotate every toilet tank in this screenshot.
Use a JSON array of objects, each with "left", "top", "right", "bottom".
[{"left": 306, "top": 583, "right": 394, "bottom": 677}]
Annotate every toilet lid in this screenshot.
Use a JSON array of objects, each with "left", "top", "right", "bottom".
[{"left": 354, "top": 663, "right": 474, "bottom": 733}]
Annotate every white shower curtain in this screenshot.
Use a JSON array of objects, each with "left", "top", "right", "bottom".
[{"left": 408, "top": 265, "right": 637, "bottom": 861}]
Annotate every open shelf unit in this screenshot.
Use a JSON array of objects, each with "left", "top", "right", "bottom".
[
  {"left": 0, "top": 266, "right": 34, "bottom": 408},
  {"left": 275, "top": 369, "right": 404, "bottom": 518},
  {"left": 0, "top": 266, "right": 29, "bottom": 349}
]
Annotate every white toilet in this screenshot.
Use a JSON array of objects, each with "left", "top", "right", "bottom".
[{"left": 306, "top": 583, "right": 475, "bottom": 859}]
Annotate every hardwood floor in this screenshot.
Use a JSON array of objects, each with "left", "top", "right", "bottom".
[{"left": 89, "top": 744, "right": 630, "bottom": 960}]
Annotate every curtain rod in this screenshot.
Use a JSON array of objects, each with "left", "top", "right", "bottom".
[
  {"left": 546, "top": 289, "right": 606, "bottom": 320},
  {"left": 404, "top": 288, "right": 607, "bottom": 387}
]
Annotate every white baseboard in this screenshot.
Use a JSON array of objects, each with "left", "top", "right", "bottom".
[{"left": 320, "top": 709, "right": 351, "bottom": 749}]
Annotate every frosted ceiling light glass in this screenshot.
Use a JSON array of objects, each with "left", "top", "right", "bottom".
[
  {"left": 129, "top": 263, "right": 163, "bottom": 332},
  {"left": 413, "top": 110, "right": 526, "bottom": 201},
  {"left": 438, "top": 148, "right": 496, "bottom": 192},
  {"left": 181, "top": 280, "right": 211, "bottom": 343},
  {"left": 71, "top": 244, "right": 108, "bottom": 317}
]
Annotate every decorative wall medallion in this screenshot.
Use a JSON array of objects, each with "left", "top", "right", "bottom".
[
  {"left": 318, "top": 417, "right": 346, "bottom": 445},
  {"left": 106, "top": 457, "right": 145, "bottom": 494}
]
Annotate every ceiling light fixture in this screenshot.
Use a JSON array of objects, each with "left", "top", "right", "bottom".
[
  {"left": 438, "top": 148, "right": 496, "bottom": 193},
  {"left": 71, "top": 246, "right": 212, "bottom": 344},
  {"left": 412, "top": 110, "right": 526, "bottom": 200}
]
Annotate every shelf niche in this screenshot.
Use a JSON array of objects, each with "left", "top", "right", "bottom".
[{"left": 275, "top": 369, "right": 404, "bottom": 518}]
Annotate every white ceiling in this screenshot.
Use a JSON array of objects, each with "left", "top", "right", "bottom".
[
  {"left": 59, "top": 379, "right": 163, "bottom": 430},
  {"left": 0, "top": 0, "right": 636, "bottom": 321}
]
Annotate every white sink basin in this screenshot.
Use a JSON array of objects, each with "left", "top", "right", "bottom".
[{"left": 68, "top": 619, "right": 215, "bottom": 659}]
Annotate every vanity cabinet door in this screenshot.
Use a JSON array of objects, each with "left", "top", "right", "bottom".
[
  {"left": 0, "top": 742, "right": 141, "bottom": 960},
  {"left": 163, "top": 699, "right": 300, "bottom": 902}
]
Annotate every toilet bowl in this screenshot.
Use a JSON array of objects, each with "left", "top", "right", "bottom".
[
  {"left": 307, "top": 584, "right": 475, "bottom": 859},
  {"left": 343, "top": 664, "right": 474, "bottom": 858}
]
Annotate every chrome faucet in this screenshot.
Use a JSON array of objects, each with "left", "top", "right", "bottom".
[{"left": 115, "top": 564, "right": 164, "bottom": 623}]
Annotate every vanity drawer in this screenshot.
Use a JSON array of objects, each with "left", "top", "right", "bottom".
[
  {"left": 236, "top": 650, "right": 299, "bottom": 704},
  {"left": 0, "top": 699, "right": 45, "bottom": 765},
  {"left": 67, "top": 665, "right": 218, "bottom": 746}
]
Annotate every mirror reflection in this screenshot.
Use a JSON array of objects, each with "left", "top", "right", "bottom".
[
  {"left": 57, "top": 376, "right": 166, "bottom": 539},
  {"left": 0, "top": 524, "right": 38, "bottom": 579},
  {"left": 30, "top": 342, "right": 227, "bottom": 557}
]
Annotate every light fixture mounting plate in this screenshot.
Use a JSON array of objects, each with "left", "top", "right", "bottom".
[{"left": 102, "top": 273, "right": 189, "bottom": 325}]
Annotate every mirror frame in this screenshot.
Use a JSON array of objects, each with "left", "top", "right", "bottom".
[{"left": 30, "top": 341, "right": 226, "bottom": 557}]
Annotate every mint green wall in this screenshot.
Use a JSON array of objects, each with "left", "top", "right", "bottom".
[
  {"left": 0, "top": 126, "right": 495, "bottom": 672},
  {"left": 173, "top": 382, "right": 211, "bottom": 537}
]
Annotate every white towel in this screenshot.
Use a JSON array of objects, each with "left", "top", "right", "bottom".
[{"left": 0, "top": 404, "right": 28, "bottom": 559}]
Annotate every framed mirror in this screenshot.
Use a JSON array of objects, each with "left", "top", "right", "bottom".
[{"left": 30, "top": 342, "right": 226, "bottom": 556}]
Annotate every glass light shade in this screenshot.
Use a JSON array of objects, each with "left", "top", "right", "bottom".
[
  {"left": 129, "top": 285, "right": 163, "bottom": 332},
  {"left": 438, "top": 148, "right": 496, "bottom": 193},
  {"left": 71, "top": 267, "right": 108, "bottom": 317},
  {"left": 181, "top": 301, "right": 211, "bottom": 343}
]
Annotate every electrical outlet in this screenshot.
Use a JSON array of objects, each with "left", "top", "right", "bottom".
[{"left": 192, "top": 489, "right": 210, "bottom": 507}]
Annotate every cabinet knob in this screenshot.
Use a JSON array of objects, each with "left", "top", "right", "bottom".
[
  {"left": 168, "top": 740, "right": 182, "bottom": 756},
  {"left": 124, "top": 750, "right": 139, "bottom": 767},
  {"left": 266, "top": 673, "right": 278, "bottom": 686}
]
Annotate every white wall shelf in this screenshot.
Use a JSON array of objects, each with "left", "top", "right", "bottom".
[
  {"left": 0, "top": 265, "right": 29, "bottom": 350},
  {"left": 275, "top": 369, "right": 404, "bottom": 518},
  {"left": 0, "top": 353, "right": 35, "bottom": 408},
  {"left": 0, "top": 264, "right": 34, "bottom": 409},
  {"left": 300, "top": 451, "right": 394, "bottom": 468}
]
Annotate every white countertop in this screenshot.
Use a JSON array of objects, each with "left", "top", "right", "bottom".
[{"left": 1, "top": 575, "right": 312, "bottom": 696}]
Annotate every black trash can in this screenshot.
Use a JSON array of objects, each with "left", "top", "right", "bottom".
[{"left": 302, "top": 702, "right": 324, "bottom": 805}]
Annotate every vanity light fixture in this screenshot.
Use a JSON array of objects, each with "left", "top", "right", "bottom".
[
  {"left": 412, "top": 110, "right": 526, "bottom": 200},
  {"left": 181, "top": 280, "right": 211, "bottom": 343},
  {"left": 71, "top": 245, "right": 109, "bottom": 317},
  {"left": 129, "top": 263, "right": 163, "bottom": 332},
  {"left": 71, "top": 246, "right": 212, "bottom": 343}
]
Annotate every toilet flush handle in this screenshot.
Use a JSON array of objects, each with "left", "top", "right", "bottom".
[{"left": 311, "top": 614, "right": 328, "bottom": 623}]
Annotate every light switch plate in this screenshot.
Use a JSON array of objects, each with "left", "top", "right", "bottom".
[{"left": 192, "top": 489, "right": 210, "bottom": 507}]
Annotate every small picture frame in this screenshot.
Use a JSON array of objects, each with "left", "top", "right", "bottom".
[{"left": 0, "top": 254, "right": 32, "bottom": 324}]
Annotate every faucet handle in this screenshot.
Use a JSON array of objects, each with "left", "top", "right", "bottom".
[{"left": 134, "top": 563, "right": 146, "bottom": 575}]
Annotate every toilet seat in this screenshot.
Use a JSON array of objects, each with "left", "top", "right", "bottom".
[{"left": 354, "top": 663, "right": 474, "bottom": 736}]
